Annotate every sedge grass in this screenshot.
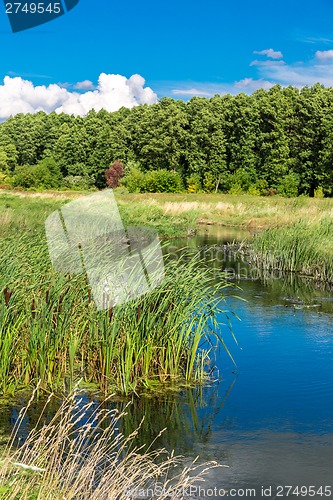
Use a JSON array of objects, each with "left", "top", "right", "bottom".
[{"left": 250, "top": 218, "right": 333, "bottom": 283}]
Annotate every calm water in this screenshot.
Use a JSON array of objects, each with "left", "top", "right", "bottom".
[{"left": 1, "top": 227, "right": 333, "bottom": 498}]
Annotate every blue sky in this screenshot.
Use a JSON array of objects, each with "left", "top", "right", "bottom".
[{"left": 1, "top": 0, "right": 333, "bottom": 117}]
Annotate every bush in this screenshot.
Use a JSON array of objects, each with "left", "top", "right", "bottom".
[
  {"left": 13, "top": 165, "right": 38, "bottom": 188},
  {"left": 247, "top": 185, "right": 261, "bottom": 196},
  {"left": 12, "top": 159, "right": 62, "bottom": 189},
  {"left": 145, "top": 169, "right": 183, "bottom": 193},
  {"left": 121, "top": 166, "right": 146, "bottom": 193},
  {"left": 314, "top": 186, "right": 325, "bottom": 199},
  {"left": 186, "top": 174, "right": 202, "bottom": 193},
  {"left": 228, "top": 183, "right": 243, "bottom": 195},
  {"left": 105, "top": 160, "right": 125, "bottom": 188},
  {"left": 0, "top": 172, "right": 12, "bottom": 189},
  {"left": 224, "top": 168, "right": 256, "bottom": 193},
  {"left": 39, "top": 158, "right": 62, "bottom": 188},
  {"left": 122, "top": 168, "right": 183, "bottom": 193},
  {"left": 62, "top": 175, "right": 94, "bottom": 190},
  {"left": 276, "top": 173, "right": 300, "bottom": 197},
  {"left": 255, "top": 179, "right": 269, "bottom": 196},
  {"left": 203, "top": 172, "right": 216, "bottom": 193}
]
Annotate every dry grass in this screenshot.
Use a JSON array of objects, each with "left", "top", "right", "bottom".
[
  {"left": 0, "top": 385, "right": 221, "bottom": 499},
  {"left": 2, "top": 188, "right": 333, "bottom": 231},
  {"left": 114, "top": 193, "right": 333, "bottom": 228},
  {"left": 0, "top": 189, "right": 84, "bottom": 200}
]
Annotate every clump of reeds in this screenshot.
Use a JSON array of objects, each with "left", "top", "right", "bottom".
[
  {"left": 250, "top": 218, "right": 333, "bottom": 282},
  {"left": 0, "top": 232, "right": 233, "bottom": 395},
  {"left": 0, "top": 385, "right": 221, "bottom": 499}
]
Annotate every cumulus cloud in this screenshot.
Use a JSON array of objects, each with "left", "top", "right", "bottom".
[
  {"left": 0, "top": 73, "right": 157, "bottom": 120},
  {"left": 253, "top": 48, "right": 283, "bottom": 59},
  {"left": 315, "top": 50, "right": 333, "bottom": 61},
  {"left": 73, "top": 80, "right": 96, "bottom": 90}
]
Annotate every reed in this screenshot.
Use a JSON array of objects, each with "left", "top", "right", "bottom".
[
  {"left": 0, "top": 229, "right": 232, "bottom": 395},
  {"left": 250, "top": 218, "right": 333, "bottom": 283},
  {"left": 0, "top": 386, "right": 220, "bottom": 499}
]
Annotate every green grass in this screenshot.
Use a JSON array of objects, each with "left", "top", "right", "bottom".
[
  {"left": 2, "top": 188, "right": 332, "bottom": 395},
  {"left": 3, "top": 189, "right": 333, "bottom": 236},
  {"left": 250, "top": 218, "right": 333, "bottom": 283}
]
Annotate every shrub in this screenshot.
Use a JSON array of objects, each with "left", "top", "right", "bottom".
[
  {"left": 314, "top": 186, "right": 325, "bottom": 198},
  {"left": 0, "top": 172, "right": 12, "bottom": 189},
  {"left": 38, "top": 158, "right": 62, "bottom": 188},
  {"left": 145, "top": 169, "right": 183, "bottom": 193},
  {"left": 121, "top": 166, "right": 146, "bottom": 193},
  {"left": 247, "top": 185, "right": 260, "bottom": 196},
  {"left": 276, "top": 173, "right": 300, "bottom": 197},
  {"left": 224, "top": 168, "right": 256, "bottom": 193},
  {"left": 255, "top": 179, "right": 269, "bottom": 196},
  {"left": 62, "top": 175, "right": 94, "bottom": 190},
  {"left": 13, "top": 165, "right": 38, "bottom": 188},
  {"left": 228, "top": 183, "right": 243, "bottom": 195},
  {"left": 186, "top": 174, "right": 202, "bottom": 193},
  {"left": 105, "top": 160, "right": 125, "bottom": 188},
  {"left": 12, "top": 159, "right": 62, "bottom": 189},
  {"left": 203, "top": 172, "right": 216, "bottom": 193}
]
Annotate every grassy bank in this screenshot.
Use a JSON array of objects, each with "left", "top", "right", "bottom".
[
  {"left": 0, "top": 231, "right": 230, "bottom": 395},
  {"left": 1, "top": 189, "right": 332, "bottom": 394},
  {"left": 250, "top": 218, "right": 333, "bottom": 283},
  {"left": 2, "top": 189, "right": 333, "bottom": 235}
]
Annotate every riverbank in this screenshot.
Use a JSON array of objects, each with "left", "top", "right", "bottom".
[{"left": 2, "top": 189, "right": 333, "bottom": 235}]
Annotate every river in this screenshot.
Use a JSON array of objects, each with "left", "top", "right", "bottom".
[{"left": 1, "top": 226, "right": 333, "bottom": 498}]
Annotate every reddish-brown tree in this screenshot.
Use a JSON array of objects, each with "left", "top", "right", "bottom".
[{"left": 105, "top": 160, "right": 124, "bottom": 188}]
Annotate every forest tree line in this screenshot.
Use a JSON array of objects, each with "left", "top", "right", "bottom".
[{"left": 1, "top": 83, "right": 333, "bottom": 196}]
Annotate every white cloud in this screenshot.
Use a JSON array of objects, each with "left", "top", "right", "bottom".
[
  {"left": 172, "top": 88, "right": 213, "bottom": 97},
  {"left": 315, "top": 50, "right": 333, "bottom": 61},
  {"left": 256, "top": 59, "right": 333, "bottom": 87},
  {"left": 253, "top": 48, "right": 283, "bottom": 59},
  {"left": 0, "top": 73, "right": 157, "bottom": 120},
  {"left": 302, "top": 36, "right": 333, "bottom": 44},
  {"left": 235, "top": 78, "right": 275, "bottom": 91},
  {"left": 74, "top": 80, "right": 95, "bottom": 90},
  {"left": 250, "top": 60, "right": 285, "bottom": 67}
]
